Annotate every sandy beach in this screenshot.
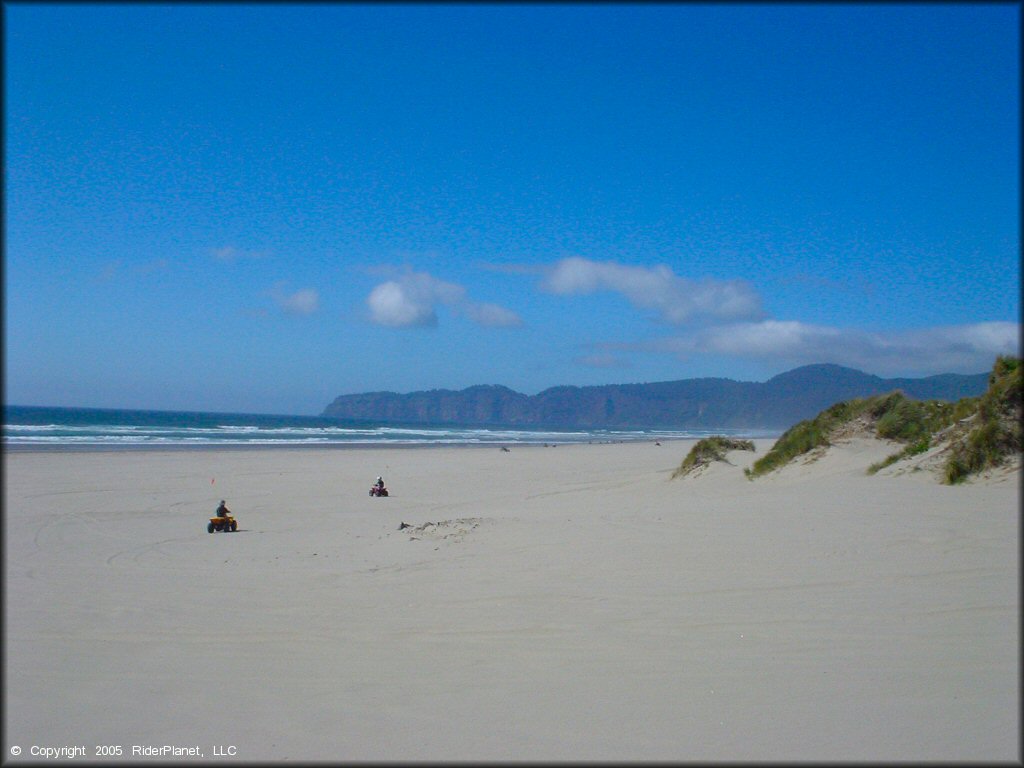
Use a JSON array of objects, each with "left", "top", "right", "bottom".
[{"left": 3, "top": 439, "right": 1019, "bottom": 762}]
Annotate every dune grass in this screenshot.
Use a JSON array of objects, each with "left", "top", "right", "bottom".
[
  {"left": 745, "top": 356, "right": 1024, "bottom": 481},
  {"left": 866, "top": 436, "right": 932, "bottom": 475},
  {"left": 672, "top": 436, "right": 755, "bottom": 479},
  {"left": 943, "top": 356, "right": 1021, "bottom": 484},
  {"left": 744, "top": 398, "right": 875, "bottom": 479},
  {"left": 863, "top": 394, "right": 960, "bottom": 474},
  {"left": 744, "top": 356, "right": 1021, "bottom": 482},
  {"left": 872, "top": 393, "right": 956, "bottom": 441}
]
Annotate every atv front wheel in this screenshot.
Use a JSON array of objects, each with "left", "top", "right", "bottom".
[{"left": 207, "top": 522, "right": 215, "bottom": 533}]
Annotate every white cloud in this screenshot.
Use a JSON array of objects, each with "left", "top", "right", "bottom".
[
  {"left": 367, "top": 273, "right": 462, "bottom": 328},
  {"left": 366, "top": 270, "right": 521, "bottom": 329},
  {"left": 211, "top": 246, "right": 268, "bottom": 262},
  {"left": 576, "top": 352, "right": 631, "bottom": 369},
  {"left": 540, "top": 257, "right": 764, "bottom": 325},
  {"left": 645, "top": 320, "right": 1021, "bottom": 375},
  {"left": 461, "top": 302, "right": 523, "bottom": 328},
  {"left": 277, "top": 288, "right": 319, "bottom": 316},
  {"left": 692, "top": 320, "right": 843, "bottom": 358},
  {"left": 94, "top": 258, "right": 172, "bottom": 284},
  {"left": 524, "top": 256, "right": 1017, "bottom": 377},
  {"left": 367, "top": 281, "right": 440, "bottom": 327},
  {"left": 267, "top": 282, "right": 319, "bottom": 316}
]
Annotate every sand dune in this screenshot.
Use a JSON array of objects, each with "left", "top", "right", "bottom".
[{"left": 4, "top": 441, "right": 1018, "bottom": 761}]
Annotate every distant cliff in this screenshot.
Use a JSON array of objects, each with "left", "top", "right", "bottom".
[{"left": 321, "top": 364, "right": 991, "bottom": 430}]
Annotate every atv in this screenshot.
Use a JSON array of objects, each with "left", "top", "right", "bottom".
[
  {"left": 208, "top": 514, "right": 238, "bottom": 533},
  {"left": 369, "top": 485, "right": 389, "bottom": 497}
]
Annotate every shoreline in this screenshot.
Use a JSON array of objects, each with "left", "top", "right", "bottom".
[
  {"left": 0, "top": 433, "right": 728, "bottom": 454},
  {"left": 4, "top": 440, "right": 1018, "bottom": 761},
  {"left": 0, "top": 437, "right": 698, "bottom": 453}
]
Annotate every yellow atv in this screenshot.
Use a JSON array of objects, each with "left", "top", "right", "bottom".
[{"left": 208, "top": 514, "right": 238, "bottom": 533}]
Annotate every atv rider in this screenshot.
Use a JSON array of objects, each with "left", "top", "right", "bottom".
[
  {"left": 215, "top": 499, "right": 231, "bottom": 518},
  {"left": 375, "top": 476, "right": 386, "bottom": 492}
]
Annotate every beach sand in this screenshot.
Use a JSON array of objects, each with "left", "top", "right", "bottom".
[{"left": 4, "top": 440, "right": 1019, "bottom": 761}]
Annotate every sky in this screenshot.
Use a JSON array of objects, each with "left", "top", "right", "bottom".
[{"left": 4, "top": 3, "right": 1020, "bottom": 416}]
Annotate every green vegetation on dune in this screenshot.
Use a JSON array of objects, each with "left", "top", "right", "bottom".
[
  {"left": 744, "top": 356, "right": 1021, "bottom": 483},
  {"left": 944, "top": 356, "right": 1021, "bottom": 484},
  {"left": 743, "top": 398, "right": 874, "bottom": 479},
  {"left": 871, "top": 392, "right": 958, "bottom": 442},
  {"left": 866, "top": 436, "right": 933, "bottom": 475},
  {"left": 863, "top": 392, "right": 974, "bottom": 474},
  {"left": 672, "top": 436, "right": 755, "bottom": 479}
]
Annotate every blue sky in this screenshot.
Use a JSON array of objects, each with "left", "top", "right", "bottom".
[{"left": 4, "top": 3, "right": 1020, "bottom": 415}]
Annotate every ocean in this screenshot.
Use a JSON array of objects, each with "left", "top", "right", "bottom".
[{"left": 2, "top": 405, "right": 770, "bottom": 450}]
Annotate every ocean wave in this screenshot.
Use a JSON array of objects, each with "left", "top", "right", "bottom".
[
  {"left": 3, "top": 428, "right": 708, "bottom": 448},
  {"left": 4, "top": 406, "right": 773, "bottom": 449}
]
